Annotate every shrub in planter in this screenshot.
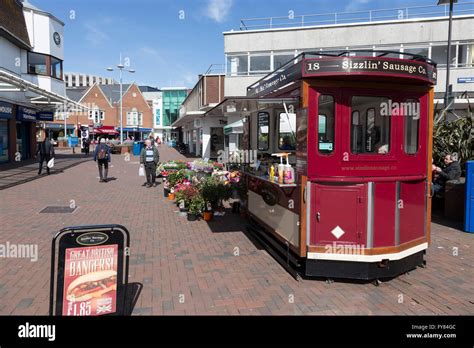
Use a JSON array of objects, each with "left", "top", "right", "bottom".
[
  {"left": 187, "top": 194, "right": 205, "bottom": 221},
  {"left": 200, "top": 176, "right": 233, "bottom": 210}
]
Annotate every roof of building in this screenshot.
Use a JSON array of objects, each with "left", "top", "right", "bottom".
[
  {"left": 99, "top": 84, "right": 132, "bottom": 103},
  {"left": 65, "top": 87, "right": 90, "bottom": 102},
  {"left": 20, "top": 0, "right": 65, "bottom": 25},
  {"left": 139, "top": 86, "right": 161, "bottom": 92},
  {"left": 0, "top": 0, "right": 31, "bottom": 49}
]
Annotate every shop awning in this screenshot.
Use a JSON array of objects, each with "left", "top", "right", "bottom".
[
  {"left": 90, "top": 126, "right": 118, "bottom": 134},
  {"left": 0, "top": 69, "right": 90, "bottom": 113},
  {"left": 224, "top": 120, "right": 244, "bottom": 135},
  {"left": 205, "top": 97, "right": 298, "bottom": 118},
  {"left": 171, "top": 111, "right": 205, "bottom": 128},
  {"left": 44, "top": 123, "right": 75, "bottom": 130}
]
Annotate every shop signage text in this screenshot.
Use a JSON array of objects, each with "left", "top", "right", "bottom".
[
  {"left": 37, "top": 112, "right": 54, "bottom": 121},
  {"left": 304, "top": 57, "right": 437, "bottom": 84},
  {"left": 458, "top": 77, "right": 474, "bottom": 83},
  {"left": 17, "top": 106, "right": 37, "bottom": 122},
  {"left": 0, "top": 101, "right": 14, "bottom": 119},
  {"left": 248, "top": 63, "right": 301, "bottom": 97}
]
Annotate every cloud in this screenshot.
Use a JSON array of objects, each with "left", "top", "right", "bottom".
[
  {"left": 204, "top": 0, "right": 233, "bottom": 23},
  {"left": 83, "top": 22, "right": 109, "bottom": 45},
  {"left": 344, "top": 0, "right": 372, "bottom": 12}
]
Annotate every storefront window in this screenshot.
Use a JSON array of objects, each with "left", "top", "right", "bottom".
[
  {"left": 351, "top": 96, "right": 391, "bottom": 155},
  {"left": 318, "top": 95, "right": 335, "bottom": 154},
  {"left": 227, "top": 55, "right": 249, "bottom": 76},
  {"left": 404, "top": 99, "right": 420, "bottom": 155},
  {"left": 0, "top": 120, "right": 9, "bottom": 163},
  {"left": 250, "top": 54, "right": 271, "bottom": 73},
  {"left": 278, "top": 112, "right": 296, "bottom": 151},
  {"left": 28, "top": 52, "right": 47, "bottom": 75},
  {"left": 257, "top": 112, "right": 269, "bottom": 151},
  {"left": 431, "top": 45, "right": 456, "bottom": 66}
]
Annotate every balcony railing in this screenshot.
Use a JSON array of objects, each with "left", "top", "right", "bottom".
[{"left": 239, "top": 1, "right": 474, "bottom": 30}]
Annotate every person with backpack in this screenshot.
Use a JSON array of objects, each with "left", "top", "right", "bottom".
[
  {"left": 94, "top": 138, "right": 111, "bottom": 183},
  {"left": 140, "top": 139, "right": 160, "bottom": 188},
  {"left": 35, "top": 134, "right": 55, "bottom": 175}
]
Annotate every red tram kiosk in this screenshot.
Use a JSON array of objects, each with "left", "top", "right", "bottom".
[{"left": 227, "top": 51, "right": 437, "bottom": 281}]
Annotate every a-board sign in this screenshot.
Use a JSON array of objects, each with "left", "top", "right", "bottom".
[{"left": 50, "top": 225, "right": 130, "bottom": 316}]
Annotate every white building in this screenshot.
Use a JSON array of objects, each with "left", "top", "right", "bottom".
[
  {"left": 223, "top": 3, "right": 474, "bottom": 114},
  {"left": 0, "top": 0, "right": 83, "bottom": 163},
  {"left": 140, "top": 86, "right": 163, "bottom": 139},
  {"left": 64, "top": 72, "right": 115, "bottom": 87}
]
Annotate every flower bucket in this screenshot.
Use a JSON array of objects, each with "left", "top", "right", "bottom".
[
  {"left": 187, "top": 212, "right": 198, "bottom": 221},
  {"left": 203, "top": 211, "right": 213, "bottom": 221},
  {"left": 168, "top": 192, "right": 175, "bottom": 201}
]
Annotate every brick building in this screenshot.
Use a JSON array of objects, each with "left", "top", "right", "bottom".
[{"left": 49, "top": 83, "right": 154, "bottom": 141}]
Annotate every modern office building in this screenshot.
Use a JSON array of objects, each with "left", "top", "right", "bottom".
[
  {"left": 161, "top": 87, "right": 188, "bottom": 141},
  {"left": 64, "top": 72, "right": 115, "bottom": 87},
  {"left": 172, "top": 71, "right": 225, "bottom": 158},
  {"left": 140, "top": 86, "right": 163, "bottom": 140},
  {"left": 0, "top": 0, "right": 82, "bottom": 163},
  {"left": 223, "top": 2, "right": 474, "bottom": 114}
]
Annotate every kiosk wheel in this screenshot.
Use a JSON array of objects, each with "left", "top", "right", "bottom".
[{"left": 372, "top": 279, "right": 382, "bottom": 287}]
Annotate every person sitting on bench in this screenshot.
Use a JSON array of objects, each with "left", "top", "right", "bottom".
[{"left": 433, "top": 154, "right": 461, "bottom": 194}]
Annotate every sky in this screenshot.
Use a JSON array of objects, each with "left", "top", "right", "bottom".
[{"left": 31, "top": 0, "right": 451, "bottom": 89}]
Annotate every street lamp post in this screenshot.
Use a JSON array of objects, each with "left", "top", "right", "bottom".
[
  {"left": 437, "top": 0, "right": 457, "bottom": 116},
  {"left": 107, "top": 54, "right": 135, "bottom": 144}
]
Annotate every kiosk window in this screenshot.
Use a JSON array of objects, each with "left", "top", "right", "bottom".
[
  {"left": 278, "top": 112, "right": 296, "bottom": 151},
  {"left": 257, "top": 112, "right": 269, "bottom": 151},
  {"left": 318, "top": 95, "right": 335, "bottom": 154},
  {"left": 351, "top": 96, "right": 391, "bottom": 155},
  {"left": 404, "top": 99, "right": 420, "bottom": 154}
]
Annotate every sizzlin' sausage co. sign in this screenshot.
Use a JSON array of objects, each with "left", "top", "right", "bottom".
[
  {"left": 303, "top": 57, "right": 437, "bottom": 84},
  {"left": 50, "top": 225, "right": 130, "bottom": 316}
]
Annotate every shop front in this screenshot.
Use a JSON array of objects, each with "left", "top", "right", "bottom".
[
  {"left": 16, "top": 106, "right": 38, "bottom": 160},
  {"left": 0, "top": 101, "right": 14, "bottom": 163},
  {"left": 118, "top": 127, "right": 153, "bottom": 141}
]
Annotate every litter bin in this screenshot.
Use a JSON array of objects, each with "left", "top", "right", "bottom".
[
  {"left": 133, "top": 141, "right": 143, "bottom": 156},
  {"left": 464, "top": 161, "right": 474, "bottom": 233}
]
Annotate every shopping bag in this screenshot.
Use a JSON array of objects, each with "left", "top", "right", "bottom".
[
  {"left": 139, "top": 165, "right": 145, "bottom": 177},
  {"left": 47, "top": 157, "right": 55, "bottom": 168}
]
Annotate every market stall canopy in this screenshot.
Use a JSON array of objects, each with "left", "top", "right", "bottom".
[
  {"left": 224, "top": 120, "right": 244, "bottom": 135},
  {"left": 205, "top": 97, "right": 298, "bottom": 118},
  {"left": 90, "top": 125, "right": 118, "bottom": 135}
]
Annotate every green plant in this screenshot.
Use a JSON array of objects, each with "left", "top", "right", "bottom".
[
  {"left": 189, "top": 194, "right": 205, "bottom": 215},
  {"left": 167, "top": 170, "right": 186, "bottom": 189},
  {"left": 433, "top": 110, "right": 473, "bottom": 173},
  {"left": 199, "top": 176, "right": 231, "bottom": 209}
]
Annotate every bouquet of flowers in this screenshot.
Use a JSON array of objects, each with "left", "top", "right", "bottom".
[{"left": 189, "top": 160, "right": 214, "bottom": 173}]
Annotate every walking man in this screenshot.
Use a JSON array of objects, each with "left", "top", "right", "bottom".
[
  {"left": 140, "top": 139, "right": 160, "bottom": 188},
  {"left": 36, "top": 134, "right": 55, "bottom": 175},
  {"left": 94, "top": 138, "right": 111, "bottom": 182}
]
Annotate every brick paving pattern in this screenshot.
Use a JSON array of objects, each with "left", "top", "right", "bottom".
[{"left": 0, "top": 145, "right": 473, "bottom": 315}]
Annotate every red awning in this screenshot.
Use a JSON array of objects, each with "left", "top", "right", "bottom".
[{"left": 90, "top": 126, "right": 118, "bottom": 134}]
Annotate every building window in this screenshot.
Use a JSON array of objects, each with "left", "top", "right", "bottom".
[
  {"left": 126, "top": 111, "right": 143, "bottom": 126},
  {"left": 27, "top": 52, "right": 63, "bottom": 79},
  {"left": 318, "top": 95, "right": 335, "bottom": 154},
  {"left": 227, "top": 54, "right": 249, "bottom": 76},
  {"left": 89, "top": 109, "right": 105, "bottom": 123},
  {"left": 403, "top": 46, "right": 429, "bottom": 58},
  {"left": 350, "top": 96, "right": 391, "bottom": 155},
  {"left": 403, "top": 99, "right": 420, "bottom": 155},
  {"left": 27, "top": 52, "right": 48, "bottom": 75},
  {"left": 250, "top": 54, "right": 271, "bottom": 73},
  {"left": 257, "top": 111, "right": 269, "bottom": 151},
  {"left": 431, "top": 45, "right": 456, "bottom": 67},
  {"left": 278, "top": 112, "right": 296, "bottom": 151},
  {"left": 274, "top": 53, "right": 295, "bottom": 69}
]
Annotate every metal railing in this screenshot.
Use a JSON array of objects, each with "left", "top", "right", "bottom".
[{"left": 239, "top": 1, "right": 474, "bottom": 30}]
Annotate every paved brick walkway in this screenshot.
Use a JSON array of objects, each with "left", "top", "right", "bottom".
[{"left": 0, "top": 145, "right": 472, "bottom": 315}]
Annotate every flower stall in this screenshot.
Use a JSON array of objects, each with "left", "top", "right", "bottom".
[{"left": 158, "top": 159, "right": 243, "bottom": 221}]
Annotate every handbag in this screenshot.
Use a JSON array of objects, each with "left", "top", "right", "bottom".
[
  {"left": 47, "top": 157, "right": 55, "bottom": 168},
  {"left": 138, "top": 165, "right": 145, "bottom": 177}
]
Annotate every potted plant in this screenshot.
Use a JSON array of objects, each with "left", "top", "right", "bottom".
[
  {"left": 187, "top": 194, "right": 205, "bottom": 221},
  {"left": 203, "top": 202, "right": 213, "bottom": 221}
]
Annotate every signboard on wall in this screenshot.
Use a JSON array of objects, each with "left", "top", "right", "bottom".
[
  {"left": 17, "top": 106, "right": 37, "bottom": 122},
  {"left": 37, "top": 112, "right": 54, "bottom": 121},
  {"left": 155, "top": 109, "right": 161, "bottom": 126},
  {"left": 458, "top": 77, "right": 474, "bottom": 83},
  {"left": 50, "top": 225, "right": 130, "bottom": 316},
  {"left": 0, "top": 101, "right": 13, "bottom": 119}
]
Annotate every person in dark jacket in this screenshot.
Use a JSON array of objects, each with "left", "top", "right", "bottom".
[
  {"left": 433, "top": 154, "right": 462, "bottom": 194},
  {"left": 36, "top": 134, "right": 55, "bottom": 175},
  {"left": 94, "top": 138, "right": 111, "bottom": 182},
  {"left": 83, "top": 138, "right": 90, "bottom": 156},
  {"left": 140, "top": 139, "right": 160, "bottom": 187}
]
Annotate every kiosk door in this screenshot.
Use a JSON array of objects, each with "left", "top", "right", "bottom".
[{"left": 310, "top": 183, "right": 366, "bottom": 246}]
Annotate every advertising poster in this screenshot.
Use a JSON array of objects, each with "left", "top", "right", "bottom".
[{"left": 62, "top": 244, "right": 118, "bottom": 316}]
